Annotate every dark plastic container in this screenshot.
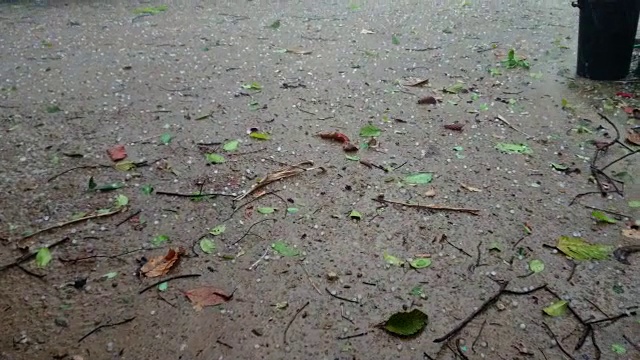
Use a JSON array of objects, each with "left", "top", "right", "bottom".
[{"left": 574, "top": 0, "right": 640, "bottom": 80}]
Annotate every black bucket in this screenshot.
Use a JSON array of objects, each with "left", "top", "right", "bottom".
[{"left": 574, "top": 0, "right": 640, "bottom": 80}]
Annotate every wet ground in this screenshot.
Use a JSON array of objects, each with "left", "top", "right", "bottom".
[{"left": 0, "top": 0, "right": 639, "bottom": 359}]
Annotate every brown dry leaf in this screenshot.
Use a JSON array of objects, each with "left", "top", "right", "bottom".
[
  {"left": 626, "top": 130, "right": 640, "bottom": 146},
  {"left": 460, "top": 183, "right": 482, "bottom": 192},
  {"left": 185, "top": 286, "right": 232, "bottom": 311},
  {"left": 622, "top": 228, "right": 640, "bottom": 240},
  {"left": 444, "top": 123, "right": 464, "bottom": 131},
  {"left": 141, "top": 247, "right": 184, "bottom": 277},
  {"left": 425, "top": 188, "right": 436, "bottom": 197}
]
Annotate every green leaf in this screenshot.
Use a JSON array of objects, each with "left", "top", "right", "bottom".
[
  {"left": 94, "top": 182, "right": 125, "bottom": 192},
  {"left": 452, "top": 146, "right": 464, "bottom": 151},
  {"left": 542, "top": 300, "right": 568, "bottom": 317},
  {"left": 141, "top": 185, "right": 154, "bottom": 195},
  {"left": 151, "top": 235, "right": 169, "bottom": 246},
  {"left": 556, "top": 236, "right": 613, "bottom": 260},
  {"left": 160, "top": 133, "right": 172, "bottom": 145},
  {"left": 248, "top": 101, "right": 260, "bottom": 111},
  {"left": 489, "top": 68, "right": 502, "bottom": 76},
  {"left": 345, "top": 155, "right": 360, "bottom": 161},
  {"left": 114, "top": 160, "right": 136, "bottom": 171},
  {"left": 410, "top": 258, "right": 432, "bottom": 269},
  {"left": 392, "top": 34, "right": 400, "bottom": 45},
  {"left": 488, "top": 241, "right": 503, "bottom": 252},
  {"left": 611, "top": 344, "right": 626, "bottom": 354},
  {"left": 479, "top": 103, "right": 489, "bottom": 111},
  {"left": 223, "top": 140, "right": 239, "bottom": 151},
  {"left": 46, "top": 105, "right": 61, "bottom": 113},
  {"left": 359, "top": 124, "right": 381, "bottom": 137},
  {"left": 35, "top": 248, "right": 52, "bottom": 268},
  {"left": 628, "top": 200, "right": 640, "bottom": 208},
  {"left": 409, "top": 286, "right": 423, "bottom": 296},
  {"left": 157, "top": 282, "right": 168, "bottom": 291},
  {"left": 71, "top": 211, "right": 88, "bottom": 220},
  {"left": 257, "top": 207, "right": 276, "bottom": 214},
  {"left": 249, "top": 131, "right": 270, "bottom": 140},
  {"left": 96, "top": 208, "right": 112, "bottom": 215},
  {"left": 444, "top": 83, "right": 465, "bottom": 94},
  {"left": 287, "top": 207, "right": 299, "bottom": 214},
  {"left": 383, "top": 309, "right": 428, "bottom": 336},
  {"left": 495, "top": 143, "right": 533, "bottom": 154},
  {"left": 404, "top": 173, "right": 433, "bottom": 185},
  {"left": 199, "top": 238, "right": 216, "bottom": 254},
  {"left": 529, "top": 259, "right": 545, "bottom": 273},
  {"left": 88, "top": 176, "right": 97, "bottom": 190},
  {"left": 591, "top": 211, "right": 617, "bottom": 224},
  {"left": 241, "top": 82, "right": 263, "bottom": 90},
  {"left": 115, "top": 194, "right": 129, "bottom": 207},
  {"left": 551, "top": 163, "right": 568, "bottom": 171},
  {"left": 103, "top": 271, "right": 118, "bottom": 279},
  {"left": 133, "top": 5, "right": 168, "bottom": 15},
  {"left": 271, "top": 240, "right": 299, "bottom": 257},
  {"left": 269, "top": 20, "right": 281, "bottom": 29},
  {"left": 209, "top": 224, "right": 226, "bottom": 236},
  {"left": 205, "top": 153, "right": 226, "bottom": 164},
  {"left": 349, "top": 210, "right": 362, "bottom": 220},
  {"left": 383, "top": 252, "right": 403, "bottom": 266},
  {"left": 612, "top": 284, "right": 624, "bottom": 294}
]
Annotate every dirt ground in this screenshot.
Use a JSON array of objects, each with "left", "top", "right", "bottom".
[{"left": 0, "top": 0, "right": 639, "bottom": 359}]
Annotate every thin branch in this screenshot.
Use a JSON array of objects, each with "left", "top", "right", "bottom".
[
  {"left": 248, "top": 248, "right": 269, "bottom": 271},
  {"left": 541, "top": 322, "right": 575, "bottom": 360},
  {"left": 235, "top": 161, "right": 318, "bottom": 201},
  {"left": 373, "top": 197, "right": 480, "bottom": 216},
  {"left": 471, "top": 319, "right": 487, "bottom": 353},
  {"left": 78, "top": 316, "right": 136, "bottom": 343},
  {"left": 155, "top": 190, "right": 234, "bottom": 198},
  {"left": 59, "top": 248, "right": 144, "bottom": 263},
  {"left": 601, "top": 149, "right": 640, "bottom": 172},
  {"left": 231, "top": 218, "right": 277, "bottom": 246},
  {"left": 337, "top": 331, "right": 369, "bottom": 340},
  {"left": 325, "top": 287, "right": 358, "bottom": 303},
  {"left": 581, "top": 205, "right": 630, "bottom": 219},
  {"left": 283, "top": 301, "right": 309, "bottom": 344},
  {"left": 444, "top": 237, "right": 473, "bottom": 257},
  {"left": 19, "top": 209, "right": 123, "bottom": 242},
  {"left": 300, "top": 263, "right": 322, "bottom": 294},
  {"left": 138, "top": 274, "right": 202, "bottom": 294},
  {"left": 116, "top": 209, "right": 141, "bottom": 227},
  {"left": 495, "top": 115, "right": 533, "bottom": 139}
]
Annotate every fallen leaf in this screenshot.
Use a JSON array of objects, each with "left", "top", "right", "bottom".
[
  {"left": 140, "top": 247, "right": 184, "bottom": 277},
  {"left": 417, "top": 96, "right": 437, "bottom": 105},
  {"left": 360, "top": 124, "right": 381, "bottom": 137},
  {"left": 361, "top": 29, "right": 375, "bottom": 34},
  {"left": 107, "top": 145, "right": 127, "bottom": 161},
  {"left": 93, "top": 182, "right": 125, "bottom": 192},
  {"left": 223, "top": 140, "right": 239, "bottom": 151},
  {"left": 382, "top": 309, "right": 428, "bottom": 336},
  {"left": 460, "top": 183, "right": 482, "bottom": 192},
  {"left": 286, "top": 48, "right": 312, "bottom": 55},
  {"left": 495, "top": 143, "right": 532, "bottom": 154},
  {"left": 409, "top": 258, "right": 432, "bottom": 269},
  {"left": 257, "top": 207, "right": 276, "bottom": 214},
  {"left": 345, "top": 155, "right": 360, "bottom": 161},
  {"left": 444, "top": 123, "right": 464, "bottom": 131},
  {"left": 383, "top": 252, "right": 403, "bottom": 266},
  {"left": 349, "top": 210, "right": 362, "bottom": 220},
  {"left": 151, "top": 234, "right": 169, "bottom": 246},
  {"left": 249, "top": 131, "right": 270, "bottom": 140},
  {"left": 103, "top": 271, "right": 118, "bottom": 279},
  {"left": 591, "top": 211, "right": 617, "bottom": 224},
  {"left": 158, "top": 282, "right": 168, "bottom": 291},
  {"left": 199, "top": 238, "right": 216, "bottom": 254},
  {"left": 403, "top": 78, "right": 429, "bottom": 87},
  {"left": 141, "top": 185, "right": 154, "bottom": 195},
  {"left": 271, "top": 240, "right": 299, "bottom": 257},
  {"left": 556, "top": 236, "right": 613, "bottom": 260},
  {"left": 488, "top": 241, "right": 503, "bottom": 252},
  {"left": 529, "top": 259, "right": 545, "bottom": 273},
  {"left": 404, "top": 173, "right": 433, "bottom": 185},
  {"left": 114, "top": 160, "right": 136, "bottom": 171},
  {"left": 115, "top": 194, "right": 129, "bottom": 208},
  {"left": 391, "top": 34, "right": 400, "bottom": 45},
  {"left": 205, "top": 153, "right": 225, "bottom": 164},
  {"left": 160, "top": 133, "right": 172, "bottom": 145},
  {"left": 209, "top": 224, "right": 226, "bottom": 236},
  {"left": 616, "top": 92, "right": 634, "bottom": 98},
  {"left": 242, "top": 82, "right": 263, "bottom": 90},
  {"left": 425, "top": 188, "right": 436, "bottom": 197},
  {"left": 551, "top": 163, "right": 569, "bottom": 171},
  {"left": 611, "top": 343, "right": 626, "bottom": 354},
  {"left": 268, "top": 20, "right": 281, "bottom": 29},
  {"left": 628, "top": 200, "right": 640, "bottom": 208},
  {"left": 443, "top": 83, "right": 465, "bottom": 94},
  {"left": 626, "top": 130, "right": 640, "bottom": 146},
  {"left": 542, "top": 300, "right": 568, "bottom": 317},
  {"left": 274, "top": 301, "right": 289, "bottom": 309},
  {"left": 287, "top": 207, "right": 299, "bottom": 214},
  {"left": 409, "top": 286, "right": 423, "bottom": 296},
  {"left": 185, "top": 286, "right": 232, "bottom": 311},
  {"left": 35, "top": 248, "right": 52, "bottom": 268}
]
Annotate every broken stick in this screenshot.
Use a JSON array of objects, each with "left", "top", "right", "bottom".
[{"left": 373, "top": 197, "right": 480, "bottom": 216}]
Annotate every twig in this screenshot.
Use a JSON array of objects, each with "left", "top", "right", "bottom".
[
  {"left": 541, "top": 322, "right": 575, "bottom": 360},
  {"left": 0, "top": 237, "right": 70, "bottom": 272},
  {"left": 495, "top": 115, "right": 533, "bottom": 139},
  {"left": 231, "top": 218, "right": 277, "bottom": 246},
  {"left": 623, "top": 334, "right": 640, "bottom": 352},
  {"left": 586, "top": 310, "right": 636, "bottom": 325},
  {"left": 59, "top": 248, "right": 143, "bottom": 263},
  {"left": 600, "top": 149, "right": 640, "bottom": 172},
  {"left": 157, "top": 294, "right": 176, "bottom": 308},
  {"left": 47, "top": 164, "right": 110, "bottom": 182},
  {"left": 325, "top": 287, "right": 358, "bottom": 303},
  {"left": 373, "top": 197, "right": 480, "bottom": 216},
  {"left": 567, "top": 261, "right": 577, "bottom": 283},
  {"left": 78, "top": 316, "right": 136, "bottom": 343},
  {"left": 155, "top": 190, "right": 234, "bottom": 198},
  {"left": 19, "top": 208, "right": 123, "bottom": 242},
  {"left": 116, "top": 209, "right": 141, "bottom": 227},
  {"left": 337, "top": 331, "right": 369, "bottom": 340},
  {"left": 225, "top": 190, "right": 278, "bottom": 221},
  {"left": 216, "top": 338, "right": 234, "bottom": 349},
  {"left": 340, "top": 304, "right": 354, "bottom": 324},
  {"left": 16, "top": 264, "right": 46, "bottom": 278},
  {"left": 568, "top": 191, "right": 615, "bottom": 206},
  {"left": 248, "top": 249, "right": 268, "bottom": 271},
  {"left": 235, "top": 161, "right": 318, "bottom": 201},
  {"left": 283, "top": 301, "right": 309, "bottom": 344},
  {"left": 512, "top": 235, "right": 527, "bottom": 249},
  {"left": 471, "top": 319, "right": 487, "bottom": 353},
  {"left": 443, "top": 237, "right": 473, "bottom": 257},
  {"left": 300, "top": 263, "right": 322, "bottom": 294},
  {"left": 434, "top": 282, "right": 547, "bottom": 343},
  {"left": 581, "top": 205, "right": 630, "bottom": 219},
  {"left": 138, "top": 274, "right": 202, "bottom": 294},
  {"left": 590, "top": 329, "right": 601, "bottom": 360},
  {"left": 584, "top": 298, "right": 609, "bottom": 317}
]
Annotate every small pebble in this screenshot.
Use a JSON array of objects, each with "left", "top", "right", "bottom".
[
  {"left": 519, "top": 323, "right": 526, "bottom": 329},
  {"left": 397, "top": 344, "right": 402, "bottom": 351},
  {"left": 106, "top": 342, "right": 114, "bottom": 352}
]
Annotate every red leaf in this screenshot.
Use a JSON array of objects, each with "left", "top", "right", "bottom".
[
  {"left": 185, "top": 286, "right": 232, "bottom": 311},
  {"left": 444, "top": 123, "right": 464, "bottom": 131},
  {"left": 417, "top": 96, "right": 437, "bottom": 105},
  {"left": 616, "top": 92, "right": 634, "bottom": 99},
  {"left": 623, "top": 106, "right": 634, "bottom": 114},
  {"left": 318, "top": 131, "right": 351, "bottom": 143},
  {"left": 107, "top": 145, "right": 127, "bottom": 161}
]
